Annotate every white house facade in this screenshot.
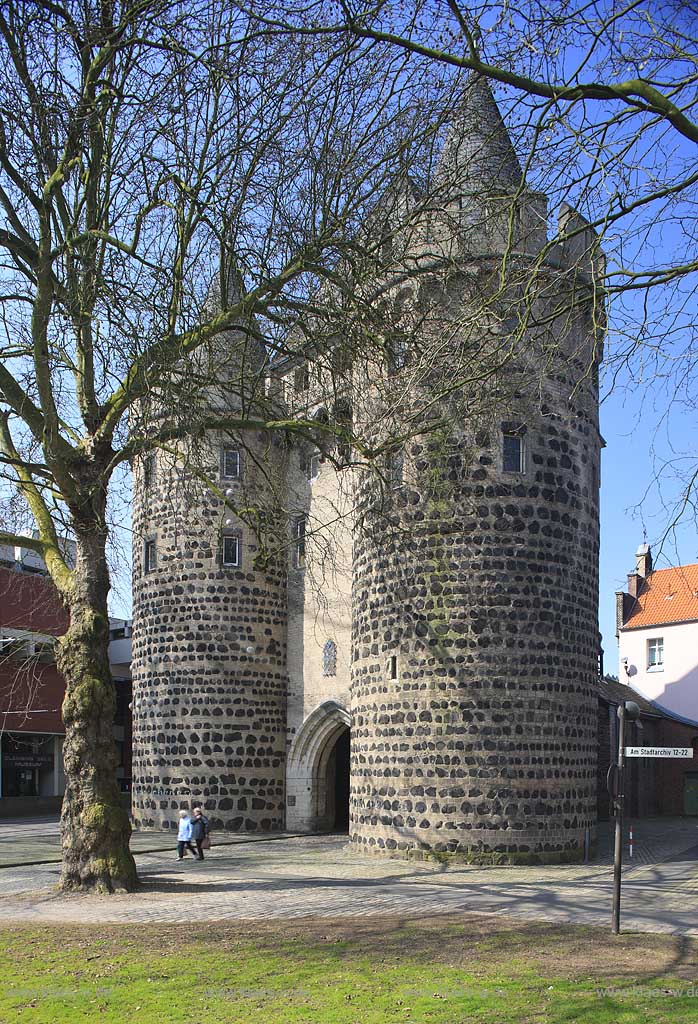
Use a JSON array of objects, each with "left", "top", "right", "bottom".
[{"left": 616, "top": 544, "right": 698, "bottom": 725}]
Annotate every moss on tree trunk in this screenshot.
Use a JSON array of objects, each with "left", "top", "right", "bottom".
[{"left": 56, "top": 526, "right": 137, "bottom": 893}]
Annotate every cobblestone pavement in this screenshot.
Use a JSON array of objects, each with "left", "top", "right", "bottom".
[
  {"left": 0, "top": 818, "right": 697, "bottom": 935},
  {"left": 0, "top": 817, "right": 304, "bottom": 867}
]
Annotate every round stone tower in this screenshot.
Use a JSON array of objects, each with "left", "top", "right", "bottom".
[
  {"left": 349, "top": 78, "right": 603, "bottom": 862},
  {"left": 130, "top": 301, "right": 288, "bottom": 832}
]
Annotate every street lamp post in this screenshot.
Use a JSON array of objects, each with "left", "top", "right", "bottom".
[{"left": 611, "top": 699, "right": 641, "bottom": 935}]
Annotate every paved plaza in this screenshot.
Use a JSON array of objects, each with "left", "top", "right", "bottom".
[{"left": 0, "top": 817, "right": 697, "bottom": 935}]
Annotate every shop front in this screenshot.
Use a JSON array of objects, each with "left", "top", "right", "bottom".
[{"left": 0, "top": 732, "right": 64, "bottom": 813}]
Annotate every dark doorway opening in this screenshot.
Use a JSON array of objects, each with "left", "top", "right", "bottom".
[{"left": 330, "top": 728, "right": 350, "bottom": 832}]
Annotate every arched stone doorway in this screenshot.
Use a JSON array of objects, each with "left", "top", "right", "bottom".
[
  {"left": 286, "top": 700, "right": 351, "bottom": 833},
  {"left": 324, "top": 726, "right": 350, "bottom": 832}
]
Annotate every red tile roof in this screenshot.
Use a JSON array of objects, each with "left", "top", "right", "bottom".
[{"left": 623, "top": 563, "right": 698, "bottom": 629}]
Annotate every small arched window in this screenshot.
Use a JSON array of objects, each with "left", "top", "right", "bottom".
[{"left": 322, "top": 639, "right": 337, "bottom": 677}]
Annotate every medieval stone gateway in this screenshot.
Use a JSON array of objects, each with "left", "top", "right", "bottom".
[{"left": 131, "top": 77, "right": 602, "bottom": 863}]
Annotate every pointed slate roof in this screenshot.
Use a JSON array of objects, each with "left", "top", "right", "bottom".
[{"left": 436, "top": 74, "right": 523, "bottom": 198}]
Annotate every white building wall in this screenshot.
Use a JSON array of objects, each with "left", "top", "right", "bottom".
[{"left": 619, "top": 621, "right": 698, "bottom": 724}]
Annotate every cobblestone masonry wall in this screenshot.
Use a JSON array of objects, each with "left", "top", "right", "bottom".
[
  {"left": 130, "top": 79, "right": 603, "bottom": 852},
  {"left": 350, "top": 265, "right": 602, "bottom": 861},
  {"left": 131, "top": 428, "right": 288, "bottom": 832}
]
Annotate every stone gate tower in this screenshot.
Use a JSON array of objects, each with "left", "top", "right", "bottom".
[
  {"left": 131, "top": 77, "right": 603, "bottom": 860},
  {"left": 130, "top": 310, "right": 288, "bottom": 831},
  {"left": 350, "top": 78, "right": 602, "bottom": 860}
]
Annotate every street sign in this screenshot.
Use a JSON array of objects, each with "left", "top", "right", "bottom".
[{"left": 625, "top": 747, "right": 693, "bottom": 758}]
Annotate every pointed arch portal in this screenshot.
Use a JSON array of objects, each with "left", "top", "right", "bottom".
[{"left": 286, "top": 700, "right": 351, "bottom": 833}]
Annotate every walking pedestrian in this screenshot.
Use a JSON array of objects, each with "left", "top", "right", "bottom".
[
  {"left": 191, "top": 805, "right": 210, "bottom": 861},
  {"left": 177, "top": 810, "right": 196, "bottom": 860}
]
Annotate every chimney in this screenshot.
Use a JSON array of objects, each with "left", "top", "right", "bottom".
[
  {"left": 615, "top": 591, "right": 625, "bottom": 636},
  {"left": 635, "top": 543, "right": 652, "bottom": 578},
  {"left": 615, "top": 589, "right": 636, "bottom": 634},
  {"left": 627, "top": 572, "right": 641, "bottom": 598}
]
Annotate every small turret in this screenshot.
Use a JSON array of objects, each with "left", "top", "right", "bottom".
[
  {"left": 435, "top": 74, "right": 523, "bottom": 202},
  {"left": 431, "top": 75, "right": 548, "bottom": 256}
]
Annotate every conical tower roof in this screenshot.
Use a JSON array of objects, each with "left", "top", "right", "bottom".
[
  {"left": 208, "top": 262, "right": 266, "bottom": 369},
  {"left": 436, "top": 74, "right": 523, "bottom": 200}
]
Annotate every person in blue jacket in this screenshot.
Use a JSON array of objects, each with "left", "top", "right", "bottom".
[{"left": 177, "top": 810, "right": 196, "bottom": 860}]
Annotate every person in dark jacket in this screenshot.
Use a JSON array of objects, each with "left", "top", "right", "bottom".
[{"left": 190, "top": 805, "right": 210, "bottom": 860}]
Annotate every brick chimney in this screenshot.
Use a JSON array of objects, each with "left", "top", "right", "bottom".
[
  {"left": 635, "top": 543, "right": 652, "bottom": 578},
  {"left": 626, "top": 542, "right": 652, "bottom": 601},
  {"left": 627, "top": 571, "right": 641, "bottom": 598},
  {"left": 616, "top": 587, "right": 638, "bottom": 634}
]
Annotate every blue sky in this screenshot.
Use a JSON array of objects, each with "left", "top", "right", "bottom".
[
  {"left": 106, "top": 18, "right": 698, "bottom": 666},
  {"left": 599, "top": 376, "right": 697, "bottom": 672}
]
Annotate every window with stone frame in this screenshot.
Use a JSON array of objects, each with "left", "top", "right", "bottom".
[
  {"left": 300, "top": 449, "right": 321, "bottom": 481},
  {"left": 221, "top": 446, "right": 241, "bottom": 480},
  {"left": 292, "top": 515, "right": 307, "bottom": 569},
  {"left": 322, "top": 639, "right": 337, "bottom": 677},
  {"left": 386, "top": 331, "right": 408, "bottom": 374},
  {"left": 144, "top": 538, "right": 157, "bottom": 573},
  {"left": 502, "top": 423, "right": 526, "bottom": 473},
  {"left": 387, "top": 449, "right": 404, "bottom": 489},
  {"left": 143, "top": 452, "right": 156, "bottom": 490},
  {"left": 222, "top": 532, "right": 241, "bottom": 568},
  {"left": 294, "top": 364, "right": 309, "bottom": 393},
  {"left": 334, "top": 400, "right": 353, "bottom": 463},
  {"left": 331, "top": 344, "right": 352, "bottom": 378}
]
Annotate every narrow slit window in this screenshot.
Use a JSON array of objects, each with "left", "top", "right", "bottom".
[
  {"left": 221, "top": 447, "right": 241, "bottom": 480},
  {"left": 389, "top": 655, "right": 398, "bottom": 679},
  {"left": 387, "top": 334, "right": 407, "bottom": 373},
  {"left": 143, "top": 452, "right": 156, "bottom": 490},
  {"left": 322, "top": 639, "right": 337, "bottom": 677},
  {"left": 388, "top": 450, "right": 404, "bottom": 489},
  {"left": 144, "top": 539, "right": 156, "bottom": 573},
  {"left": 222, "top": 534, "right": 240, "bottom": 568},
  {"left": 293, "top": 516, "right": 306, "bottom": 569}
]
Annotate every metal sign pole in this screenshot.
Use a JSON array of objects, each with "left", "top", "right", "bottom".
[{"left": 612, "top": 702, "right": 626, "bottom": 935}]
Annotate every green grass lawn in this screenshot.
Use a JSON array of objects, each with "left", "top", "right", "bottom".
[{"left": 1, "top": 916, "right": 696, "bottom": 1023}]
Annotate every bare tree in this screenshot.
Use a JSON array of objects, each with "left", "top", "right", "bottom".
[
  {"left": 253, "top": 1, "right": 698, "bottom": 541},
  {"left": 0, "top": 0, "right": 474, "bottom": 891}
]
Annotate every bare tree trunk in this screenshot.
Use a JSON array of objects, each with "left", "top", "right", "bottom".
[{"left": 56, "top": 522, "right": 137, "bottom": 893}]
